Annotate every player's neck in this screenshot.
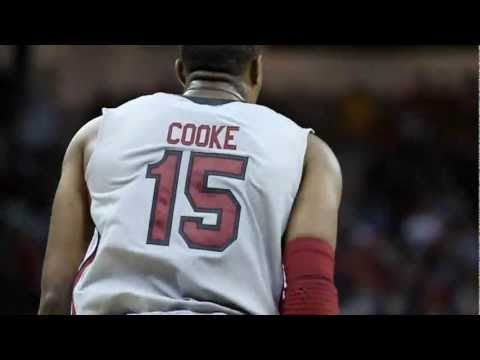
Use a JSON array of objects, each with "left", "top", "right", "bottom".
[{"left": 184, "top": 73, "right": 248, "bottom": 102}]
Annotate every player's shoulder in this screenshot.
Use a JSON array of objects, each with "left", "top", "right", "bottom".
[
  {"left": 242, "top": 102, "right": 293, "bottom": 122},
  {"left": 109, "top": 92, "right": 177, "bottom": 114},
  {"left": 305, "top": 134, "right": 342, "bottom": 185},
  {"left": 70, "top": 116, "right": 102, "bottom": 147},
  {"left": 241, "top": 102, "right": 306, "bottom": 131}
]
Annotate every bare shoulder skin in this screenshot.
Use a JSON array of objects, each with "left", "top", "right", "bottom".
[{"left": 284, "top": 134, "right": 343, "bottom": 249}]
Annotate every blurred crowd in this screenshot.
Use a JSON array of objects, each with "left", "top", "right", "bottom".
[{"left": 0, "top": 46, "right": 477, "bottom": 314}]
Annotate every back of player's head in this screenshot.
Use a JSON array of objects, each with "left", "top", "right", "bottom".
[{"left": 179, "top": 45, "right": 261, "bottom": 77}]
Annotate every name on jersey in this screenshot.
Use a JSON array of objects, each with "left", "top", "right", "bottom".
[{"left": 167, "top": 122, "right": 239, "bottom": 150}]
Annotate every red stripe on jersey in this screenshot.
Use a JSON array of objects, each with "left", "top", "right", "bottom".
[{"left": 70, "top": 233, "right": 101, "bottom": 315}]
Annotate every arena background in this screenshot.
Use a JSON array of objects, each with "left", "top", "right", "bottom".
[{"left": 0, "top": 45, "right": 477, "bottom": 314}]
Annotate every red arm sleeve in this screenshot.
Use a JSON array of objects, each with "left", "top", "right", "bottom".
[{"left": 281, "top": 237, "right": 340, "bottom": 315}]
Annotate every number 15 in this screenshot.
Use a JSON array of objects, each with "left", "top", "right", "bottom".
[{"left": 146, "top": 151, "right": 249, "bottom": 252}]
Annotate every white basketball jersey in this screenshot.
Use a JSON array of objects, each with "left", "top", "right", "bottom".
[{"left": 72, "top": 93, "right": 312, "bottom": 315}]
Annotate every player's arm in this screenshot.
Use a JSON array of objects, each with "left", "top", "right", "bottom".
[
  {"left": 281, "top": 134, "right": 343, "bottom": 315},
  {"left": 38, "top": 121, "right": 98, "bottom": 315}
]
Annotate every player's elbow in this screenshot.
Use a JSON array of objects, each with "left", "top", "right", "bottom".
[{"left": 38, "top": 290, "right": 70, "bottom": 315}]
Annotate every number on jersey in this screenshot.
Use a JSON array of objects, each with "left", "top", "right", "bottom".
[{"left": 146, "top": 150, "right": 248, "bottom": 252}]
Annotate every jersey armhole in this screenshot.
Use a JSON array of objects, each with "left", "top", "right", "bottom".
[
  {"left": 85, "top": 109, "right": 110, "bottom": 180},
  {"left": 281, "top": 127, "right": 315, "bottom": 254},
  {"left": 302, "top": 128, "right": 315, "bottom": 167},
  {"left": 296, "top": 127, "right": 315, "bottom": 194}
]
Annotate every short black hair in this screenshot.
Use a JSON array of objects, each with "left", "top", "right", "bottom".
[{"left": 180, "top": 45, "right": 260, "bottom": 76}]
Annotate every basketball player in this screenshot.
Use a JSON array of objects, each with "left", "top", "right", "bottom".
[{"left": 38, "top": 46, "right": 342, "bottom": 315}]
